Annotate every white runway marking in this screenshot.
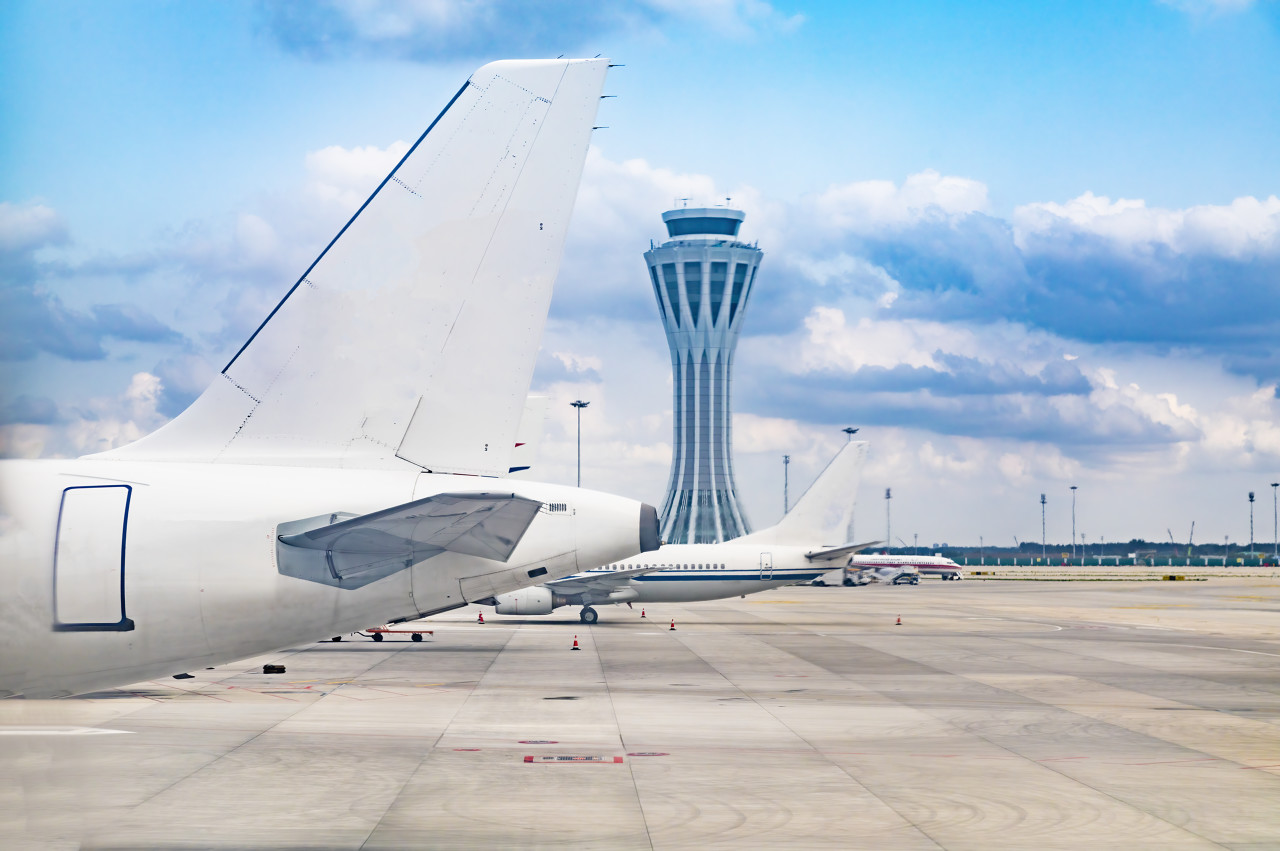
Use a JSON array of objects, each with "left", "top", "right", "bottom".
[{"left": 0, "top": 726, "right": 131, "bottom": 736}]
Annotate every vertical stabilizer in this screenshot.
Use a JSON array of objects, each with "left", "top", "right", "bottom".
[
  {"left": 98, "top": 59, "right": 609, "bottom": 475},
  {"left": 742, "top": 441, "right": 869, "bottom": 546},
  {"left": 507, "top": 395, "right": 548, "bottom": 475}
]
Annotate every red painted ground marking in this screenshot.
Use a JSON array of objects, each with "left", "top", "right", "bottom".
[
  {"left": 626, "top": 752, "right": 669, "bottom": 757},
  {"left": 523, "top": 755, "right": 624, "bottom": 763},
  {"left": 453, "top": 748, "right": 481, "bottom": 752},
  {"left": 518, "top": 740, "right": 558, "bottom": 744},
  {"left": 1125, "top": 758, "right": 1218, "bottom": 766}
]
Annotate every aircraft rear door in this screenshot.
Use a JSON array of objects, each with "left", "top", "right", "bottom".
[
  {"left": 53, "top": 485, "right": 135, "bottom": 632},
  {"left": 759, "top": 552, "right": 773, "bottom": 580}
]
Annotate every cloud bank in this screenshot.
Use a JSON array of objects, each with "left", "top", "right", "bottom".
[{"left": 259, "top": 0, "right": 804, "bottom": 61}]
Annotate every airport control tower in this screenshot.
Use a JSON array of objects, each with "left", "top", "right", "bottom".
[{"left": 646, "top": 207, "right": 762, "bottom": 544}]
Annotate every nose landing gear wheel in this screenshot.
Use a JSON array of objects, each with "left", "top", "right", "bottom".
[
  {"left": 579, "top": 607, "right": 598, "bottom": 624},
  {"left": 372, "top": 632, "right": 383, "bottom": 642}
]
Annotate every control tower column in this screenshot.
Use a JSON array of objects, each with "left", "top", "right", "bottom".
[{"left": 644, "top": 207, "right": 762, "bottom": 544}]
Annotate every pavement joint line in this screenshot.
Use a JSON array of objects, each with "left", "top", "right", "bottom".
[
  {"left": 764, "top": 630, "right": 1235, "bottom": 848},
  {"left": 1149, "top": 643, "right": 1280, "bottom": 659},
  {"left": 994, "top": 632, "right": 1280, "bottom": 704},
  {"left": 864, "top": 628, "right": 1280, "bottom": 778},
  {"left": 597, "top": 628, "right": 658, "bottom": 851},
  {"left": 357, "top": 619, "right": 521, "bottom": 849}
]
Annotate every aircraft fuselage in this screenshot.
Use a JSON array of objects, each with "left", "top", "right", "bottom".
[{"left": 0, "top": 459, "right": 646, "bottom": 697}]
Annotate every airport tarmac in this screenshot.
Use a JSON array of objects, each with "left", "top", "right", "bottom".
[{"left": 3, "top": 578, "right": 1279, "bottom": 850}]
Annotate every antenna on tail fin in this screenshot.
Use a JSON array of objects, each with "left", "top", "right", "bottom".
[{"left": 96, "top": 59, "right": 610, "bottom": 475}]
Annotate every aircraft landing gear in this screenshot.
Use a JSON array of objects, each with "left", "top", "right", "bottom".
[{"left": 579, "top": 606, "right": 598, "bottom": 624}]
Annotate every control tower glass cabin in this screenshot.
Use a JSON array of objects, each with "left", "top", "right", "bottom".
[{"left": 645, "top": 207, "right": 762, "bottom": 544}]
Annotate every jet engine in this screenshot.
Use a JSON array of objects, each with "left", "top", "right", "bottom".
[{"left": 494, "top": 586, "right": 556, "bottom": 615}]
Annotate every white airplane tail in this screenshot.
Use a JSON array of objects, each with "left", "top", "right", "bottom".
[
  {"left": 98, "top": 59, "right": 609, "bottom": 475},
  {"left": 507, "top": 395, "right": 548, "bottom": 475},
  {"left": 741, "top": 441, "right": 869, "bottom": 546}
]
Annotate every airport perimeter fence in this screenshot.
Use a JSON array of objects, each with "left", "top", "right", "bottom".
[{"left": 959, "top": 555, "right": 1280, "bottom": 568}]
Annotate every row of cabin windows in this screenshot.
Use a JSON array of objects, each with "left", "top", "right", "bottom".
[{"left": 600, "top": 563, "right": 728, "bottom": 570}]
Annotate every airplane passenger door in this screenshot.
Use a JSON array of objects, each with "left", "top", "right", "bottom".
[
  {"left": 759, "top": 552, "right": 773, "bottom": 580},
  {"left": 53, "top": 485, "right": 135, "bottom": 632}
]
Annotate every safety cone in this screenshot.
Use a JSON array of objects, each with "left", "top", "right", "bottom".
[
  {"left": 669, "top": 618, "right": 677, "bottom": 631},
  {"left": 895, "top": 615, "right": 902, "bottom": 626},
  {"left": 640, "top": 608, "right": 646, "bottom": 618},
  {"left": 477, "top": 612, "right": 485, "bottom": 625},
  {"left": 572, "top": 635, "right": 581, "bottom": 650}
]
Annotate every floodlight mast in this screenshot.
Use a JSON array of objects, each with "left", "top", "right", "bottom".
[
  {"left": 1040, "top": 493, "right": 1047, "bottom": 563},
  {"left": 783, "top": 455, "right": 790, "bottom": 514},
  {"left": 1272, "top": 483, "right": 1278, "bottom": 561},
  {"left": 885, "top": 487, "right": 892, "bottom": 552},
  {"left": 1249, "top": 491, "right": 1256, "bottom": 558},
  {"left": 1070, "top": 485, "right": 1078, "bottom": 560},
  {"left": 571, "top": 400, "right": 589, "bottom": 487}
]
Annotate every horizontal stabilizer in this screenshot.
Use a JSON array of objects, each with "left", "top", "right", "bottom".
[
  {"left": 277, "top": 492, "right": 542, "bottom": 588},
  {"left": 805, "top": 540, "right": 882, "bottom": 563}
]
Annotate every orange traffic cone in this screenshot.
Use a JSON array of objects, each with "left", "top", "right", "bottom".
[
  {"left": 572, "top": 635, "right": 581, "bottom": 650},
  {"left": 640, "top": 608, "right": 646, "bottom": 618},
  {"left": 669, "top": 618, "right": 677, "bottom": 631},
  {"left": 477, "top": 611, "right": 485, "bottom": 625},
  {"left": 895, "top": 615, "right": 901, "bottom": 626}
]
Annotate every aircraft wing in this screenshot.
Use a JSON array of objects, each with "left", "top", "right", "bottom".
[
  {"left": 804, "top": 540, "right": 882, "bottom": 563},
  {"left": 544, "top": 565, "right": 663, "bottom": 595},
  {"left": 277, "top": 492, "right": 542, "bottom": 587}
]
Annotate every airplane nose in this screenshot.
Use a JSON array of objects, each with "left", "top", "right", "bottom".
[{"left": 639, "top": 503, "right": 660, "bottom": 552}]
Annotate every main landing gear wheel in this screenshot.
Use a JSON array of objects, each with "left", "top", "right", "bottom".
[
  {"left": 579, "top": 607, "right": 599, "bottom": 624},
  {"left": 411, "top": 633, "right": 423, "bottom": 642}
]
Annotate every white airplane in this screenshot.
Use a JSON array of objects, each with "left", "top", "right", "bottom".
[
  {"left": 487, "top": 441, "right": 875, "bottom": 623},
  {"left": 851, "top": 553, "right": 963, "bottom": 581},
  {"left": 0, "top": 58, "right": 660, "bottom": 698}
]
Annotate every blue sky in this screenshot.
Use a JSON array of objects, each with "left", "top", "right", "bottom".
[{"left": 3, "top": 0, "right": 1279, "bottom": 548}]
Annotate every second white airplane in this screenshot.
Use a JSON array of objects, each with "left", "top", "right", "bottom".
[{"left": 486, "top": 441, "right": 874, "bottom": 623}]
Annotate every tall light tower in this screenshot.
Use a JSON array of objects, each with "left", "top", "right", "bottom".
[
  {"left": 783, "top": 455, "right": 791, "bottom": 514},
  {"left": 647, "top": 207, "right": 762, "bottom": 543},
  {"left": 1249, "top": 491, "right": 1256, "bottom": 557},
  {"left": 885, "top": 488, "right": 892, "bottom": 551},
  {"left": 1070, "top": 485, "right": 1078, "bottom": 560},
  {"left": 1272, "top": 482, "right": 1278, "bottom": 560},
  {"left": 1040, "top": 493, "right": 1047, "bottom": 563},
  {"left": 570, "top": 400, "right": 589, "bottom": 487}
]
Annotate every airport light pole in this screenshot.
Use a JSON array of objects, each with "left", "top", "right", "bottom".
[
  {"left": 1249, "top": 491, "right": 1256, "bottom": 558},
  {"left": 1070, "top": 485, "right": 1078, "bottom": 561},
  {"left": 1272, "top": 482, "right": 1278, "bottom": 560},
  {"left": 570, "top": 400, "right": 589, "bottom": 487},
  {"left": 843, "top": 427, "right": 859, "bottom": 441},
  {"left": 1040, "top": 493, "right": 1047, "bottom": 563},
  {"left": 783, "top": 455, "right": 791, "bottom": 513},
  {"left": 885, "top": 488, "right": 892, "bottom": 552}
]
